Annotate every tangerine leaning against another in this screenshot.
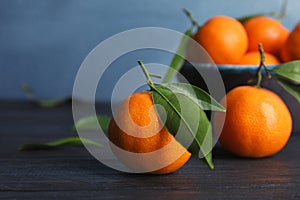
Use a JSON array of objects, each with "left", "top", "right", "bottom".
[
  {"left": 280, "top": 21, "right": 300, "bottom": 62},
  {"left": 237, "top": 51, "right": 280, "bottom": 65},
  {"left": 214, "top": 86, "right": 292, "bottom": 158},
  {"left": 108, "top": 91, "right": 191, "bottom": 174},
  {"left": 243, "top": 16, "right": 289, "bottom": 57}
]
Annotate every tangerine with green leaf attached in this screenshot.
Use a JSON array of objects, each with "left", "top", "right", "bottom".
[{"left": 108, "top": 91, "right": 191, "bottom": 174}]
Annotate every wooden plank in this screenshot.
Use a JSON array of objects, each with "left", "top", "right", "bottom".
[{"left": 0, "top": 101, "right": 299, "bottom": 199}]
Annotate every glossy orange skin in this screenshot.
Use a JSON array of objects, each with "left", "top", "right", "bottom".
[
  {"left": 280, "top": 22, "right": 300, "bottom": 62},
  {"left": 108, "top": 92, "right": 191, "bottom": 174},
  {"left": 243, "top": 16, "right": 289, "bottom": 57},
  {"left": 214, "top": 86, "right": 292, "bottom": 158},
  {"left": 194, "top": 15, "right": 248, "bottom": 64}
]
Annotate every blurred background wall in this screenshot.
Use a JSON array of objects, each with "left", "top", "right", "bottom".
[{"left": 0, "top": 0, "right": 299, "bottom": 102}]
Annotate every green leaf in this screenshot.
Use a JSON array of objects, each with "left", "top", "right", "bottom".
[
  {"left": 162, "top": 28, "right": 194, "bottom": 83},
  {"left": 18, "top": 137, "right": 103, "bottom": 151},
  {"left": 237, "top": 13, "right": 264, "bottom": 24},
  {"left": 36, "top": 98, "right": 71, "bottom": 107},
  {"left": 21, "top": 83, "right": 70, "bottom": 107},
  {"left": 151, "top": 84, "right": 214, "bottom": 169},
  {"left": 73, "top": 115, "right": 111, "bottom": 132},
  {"left": 271, "top": 60, "right": 300, "bottom": 84},
  {"left": 236, "top": 9, "right": 286, "bottom": 24},
  {"left": 157, "top": 83, "right": 225, "bottom": 112},
  {"left": 276, "top": 78, "right": 300, "bottom": 103},
  {"left": 21, "top": 83, "right": 35, "bottom": 100}
]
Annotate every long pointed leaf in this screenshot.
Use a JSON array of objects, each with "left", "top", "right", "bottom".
[
  {"left": 21, "top": 83, "right": 70, "bottom": 107},
  {"left": 19, "top": 137, "right": 103, "bottom": 151},
  {"left": 157, "top": 83, "right": 225, "bottom": 112},
  {"left": 152, "top": 85, "right": 214, "bottom": 169},
  {"left": 271, "top": 61, "right": 300, "bottom": 84},
  {"left": 162, "top": 28, "right": 193, "bottom": 83},
  {"left": 73, "top": 115, "right": 111, "bottom": 132},
  {"left": 276, "top": 78, "right": 300, "bottom": 103}
]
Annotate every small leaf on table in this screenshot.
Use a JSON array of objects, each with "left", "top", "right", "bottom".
[
  {"left": 18, "top": 137, "right": 103, "bottom": 151},
  {"left": 36, "top": 98, "right": 71, "bottom": 108},
  {"left": 73, "top": 115, "right": 111, "bottom": 132},
  {"left": 21, "top": 83, "right": 70, "bottom": 107}
]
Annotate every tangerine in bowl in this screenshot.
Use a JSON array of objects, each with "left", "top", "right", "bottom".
[{"left": 179, "top": 62, "right": 300, "bottom": 133}]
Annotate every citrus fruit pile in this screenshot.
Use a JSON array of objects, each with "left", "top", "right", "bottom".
[
  {"left": 190, "top": 14, "right": 300, "bottom": 65},
  {"left": 107, "top": 11, "right": 300, "bottom": 174}
]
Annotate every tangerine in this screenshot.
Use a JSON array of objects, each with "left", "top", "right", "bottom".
[
  {"left": 194, "top": 15, "right": 248, "bottom": 64},
  {"left": 280, "top": 21, "right": 300, "bottom": 62},
  {"left": 243, "top": 16, "right": 289, "bottom": 57},
  {"left": 237, "top": 51, "right": 280, "bottom": 65},
  {"left": 108, "top": 91, "right": 191, "bottom": 174},
  {"left": 214, "top": 86, "right": 292, "bottom": 158}
]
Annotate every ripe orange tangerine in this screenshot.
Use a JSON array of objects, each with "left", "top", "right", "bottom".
[
  {"left": 108, "top": 91, "right": 191, "bottom": 174},
  {"left": 237, "top": 51, "right": 280, "bottom": 65},
  {"left": 214, "top": 86, "right": 292, "bottom": 158},
  {"left": 280, "top": 21, "right": 300, "bottom": 62},
  {"left": 194, "top": 15, "right": 248, "bottom": 64},
  {"left": 243, "top": 16, "right": 289, "bottom": 57}
]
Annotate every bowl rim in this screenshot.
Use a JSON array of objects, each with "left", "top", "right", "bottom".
[{"left": 185, "top": 62, "right": 277, "bottom": 71}]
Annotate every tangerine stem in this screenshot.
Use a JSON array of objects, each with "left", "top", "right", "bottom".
[
  {"left": 138, "top": 60, "right": 155, "bottom": 88},
  {"left": 269, "top": 0, "right": 288, "bottom": 21},
  {"left": 183, "top": 8, "right": 200, "bottom": 28},
  {"left": 149, "top": 73, "right": 162, "bottom": 79},
  {"left": 256, "top": 43, "right": 266, "bottom": 87},
  {"left": 278, "top": 0, "right": 288, "bottom": 21},
  {"left": 256, "top": 67, "right": 263, "bottom": 88}
]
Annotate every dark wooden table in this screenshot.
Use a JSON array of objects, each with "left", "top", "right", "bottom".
[{"left": 1, "top": 101, "right": 300, "bottom": 199}]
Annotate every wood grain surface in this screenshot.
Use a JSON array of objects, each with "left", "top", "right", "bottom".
[{"left": 0, "top": 101, "right": 299, "bottom": 199}]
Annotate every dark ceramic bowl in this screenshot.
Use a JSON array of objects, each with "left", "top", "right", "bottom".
[{"left": 180, "top": 62, "right": 300, "bottom": 133}]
